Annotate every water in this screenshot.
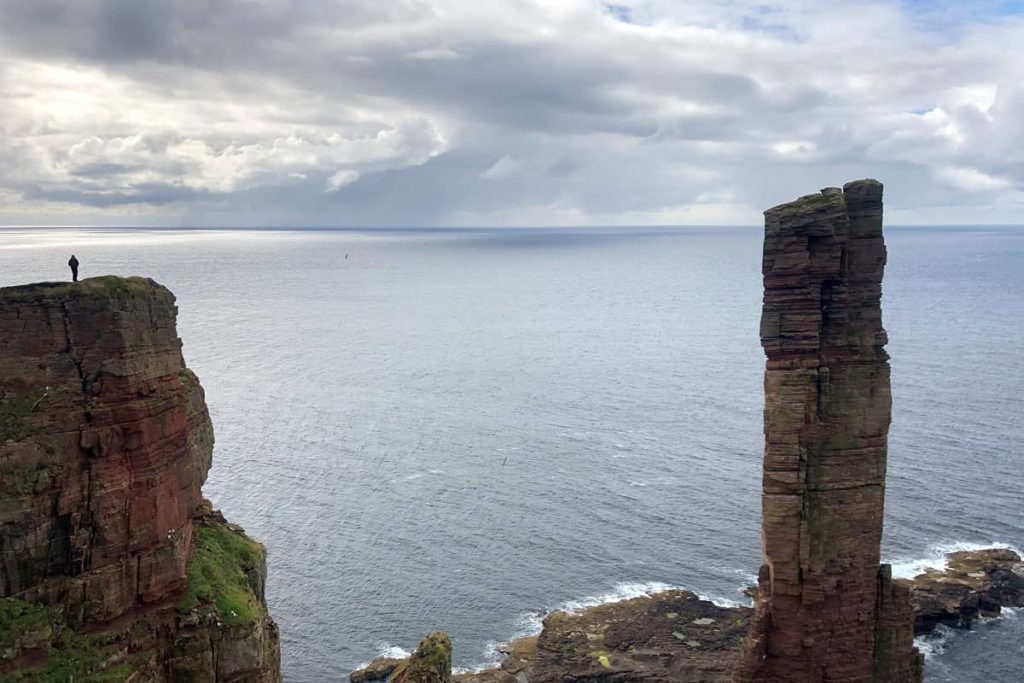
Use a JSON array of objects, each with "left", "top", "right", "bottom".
[{"left": 1, "top": 226, "right": 1021, "bottom": 682}]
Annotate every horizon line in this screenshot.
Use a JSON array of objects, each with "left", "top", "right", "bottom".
[{"left": 2, "top": 223, "right": 1024, "bottom": 231}]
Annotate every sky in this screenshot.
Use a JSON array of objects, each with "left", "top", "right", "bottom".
[{"left": 0, "top": 0, "right": 1022, "bottom": 227}]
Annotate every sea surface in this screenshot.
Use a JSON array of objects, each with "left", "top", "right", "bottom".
[{"left": 1, "top": 226, "right": 1021, "bottom": 682}]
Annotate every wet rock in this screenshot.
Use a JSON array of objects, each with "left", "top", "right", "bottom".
[
  {"left": 899, "top": 548, "right": 1024, "bottom": 635},
  {"left": 351, "top": 656, "right": 405, "bottom": 683},
  {"left": 522, "top": 590, "right": 749, "bottom": 683}
]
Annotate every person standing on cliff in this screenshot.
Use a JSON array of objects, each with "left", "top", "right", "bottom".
[{"left": 68, "top": 254, "right": 79, "bottom": 282}]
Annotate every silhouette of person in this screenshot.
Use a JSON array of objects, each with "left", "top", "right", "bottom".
[{"left": 68, "top": 255, "right": 79, "bottom": 282}]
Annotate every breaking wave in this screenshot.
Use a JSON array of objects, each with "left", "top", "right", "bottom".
[{"left": 886, "top": 540, "right": 1020, "bottom": 580}]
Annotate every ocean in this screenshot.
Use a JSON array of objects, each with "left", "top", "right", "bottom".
[{"left": 1, "top": 226, "right": 1021, "bottom": 682}]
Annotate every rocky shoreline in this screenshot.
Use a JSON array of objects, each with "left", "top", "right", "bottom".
[
  {"left": 4, "top": 182, "right": 1017, "bottom": 681},
  {"left": 351, "top": 547, "right": 1024, "bottom": 683},
  {"left": 350, "top": 180, "right": 1021, "bottom": 683}
]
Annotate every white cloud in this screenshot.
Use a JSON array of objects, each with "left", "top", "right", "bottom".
[
  {"left": 326, "top": 170, "right": 361, "bottom": 191},
  {"left": 480, "top": 155, "right": 525, "bottom": 180},
  {"left": 0, "top": 0, "right": 1021, "bottom": 225},
  {"left": 406, "top": 47, "right": 460, "bottom": 61},
  {"left": 934, "top": 167, "right": 1013, "bottom": 193}
]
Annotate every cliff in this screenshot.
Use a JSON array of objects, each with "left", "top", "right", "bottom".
[
  {"left": 733, "top": 180, "right": 921, "bottom": 682},
  {"left": 0, "top": 276, "right": 280, "bottom": 681}
]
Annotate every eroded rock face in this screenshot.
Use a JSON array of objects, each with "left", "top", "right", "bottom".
[
  {"left": 0, "top": 276, "right": 279, "bottom": 681},
  {"left": 1, "top": 277, "right": 210, "bottom": 618},
  {"left": 735, "top": 181, "right": 922, "bottom": 682}
]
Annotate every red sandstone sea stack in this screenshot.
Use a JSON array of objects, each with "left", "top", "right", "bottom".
[
  {"left": 734, "top": 180, "right": 922, "bottom": 682},
  {"left": 349, "top": 180, "right": 1020, "bottom": 683}
]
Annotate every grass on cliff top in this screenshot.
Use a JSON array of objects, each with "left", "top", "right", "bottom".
[
  {"left": 178, "top": 519, "right": 264, "bottom": 628},
  {"left": 0, "top": 276, "right": 160, "bottom": 301},
  {"left": 0, "top": 598, "right": 140, "bottom": 682}
]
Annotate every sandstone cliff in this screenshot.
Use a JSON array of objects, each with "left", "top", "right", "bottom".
[
  {"left": 734, "top": 180, "right": 922, "bottom": 682},
  {"left": 0, "top": 276, "right": 280, "bottom": 682}
]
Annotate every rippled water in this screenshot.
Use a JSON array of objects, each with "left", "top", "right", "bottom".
[{"left": 1, "top": 226, "right": 1021, "bottom": 682}]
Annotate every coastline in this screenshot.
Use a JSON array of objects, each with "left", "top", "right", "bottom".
[{"left": 353, "top": 543, "right": 1024, "bottom": 681}]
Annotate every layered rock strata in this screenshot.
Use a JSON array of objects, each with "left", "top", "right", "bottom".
[
  {"left": 354, "top": 548, "right": 1021, "bottom": 683},
  {"left": 0, "top": 276, "right": 280, "bottom": 681},
  {"left": 734, "top": 180, "right": 922, "bottom": 682}
]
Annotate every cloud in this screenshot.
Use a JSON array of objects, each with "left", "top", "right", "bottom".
[
  {"left": 0, "top": 0, "right": 1021, "bottom": 226},
  {"left": 934, "top": 167, "right": 1013, "bottom": 193},
  {"left": 326, "top": 170, "right": 361, "bottom": 192},
  {"left": 480, "top": 155, "right": 525, "bottom": 180}
]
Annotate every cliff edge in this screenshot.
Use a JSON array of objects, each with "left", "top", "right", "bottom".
[{"left": 0, "top": 276, "right": 280, "bottom": 681}]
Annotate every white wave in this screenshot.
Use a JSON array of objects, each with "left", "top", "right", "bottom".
[
  {"left": 695, "top": 590, "right": 751, "bottom": 608},
  {"left": 887, "top": 540, "right": 1020, "bottom": 580},
  {"left": 452, "top": 641, "right": 507, "bottom": 675},
  {"left": 378, "top": 644, "right": 412, "bottom": 659},
  {"left": 558, "top": 581, "right": 679, "bottom": 613},
  {"left": 913, "top": 606, "right": 1013, "bottom": 662},
  {"left": 352, "top": 644, "right": 414, "bottom": 673},
  {"left": 513, "top": 609, "right": 545, "bottom": 638},
  {"left": 504, "top": 580, "right": 681, "bottom": 645},
  {"left": 915, "top": 625, "right": 956, "bottom": 660}
]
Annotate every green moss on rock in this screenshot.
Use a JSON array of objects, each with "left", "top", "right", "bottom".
[
  {"left": 178, "top": 515, "right": 265, "bottom": 628},
  {"left": 391, "top": 632, "right": 452, "bottom": 683},
  {"left": 0, "top": 276, "right": 167, "bottom": 304},
  {"left": 0, "top": 598, "right": 53, "bottom": 653},
  {"left": 0, "top": 598, "right": 140, "bottom": 682}
]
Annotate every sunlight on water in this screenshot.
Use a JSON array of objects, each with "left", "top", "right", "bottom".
[{"left": 1, "top": 226, "right": 1021, "bottom": 681}]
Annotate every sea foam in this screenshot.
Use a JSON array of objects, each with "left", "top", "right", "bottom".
[{"left": 886, "top": 540, "right": 1021, "bottom": 580}]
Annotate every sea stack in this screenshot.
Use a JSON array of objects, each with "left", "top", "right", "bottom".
[
  {"left": 0, "top": 277, "right": 280, "bottom": 681},
  {"left": 734, "top": 181, "right": 923, "bottom": 682}
]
